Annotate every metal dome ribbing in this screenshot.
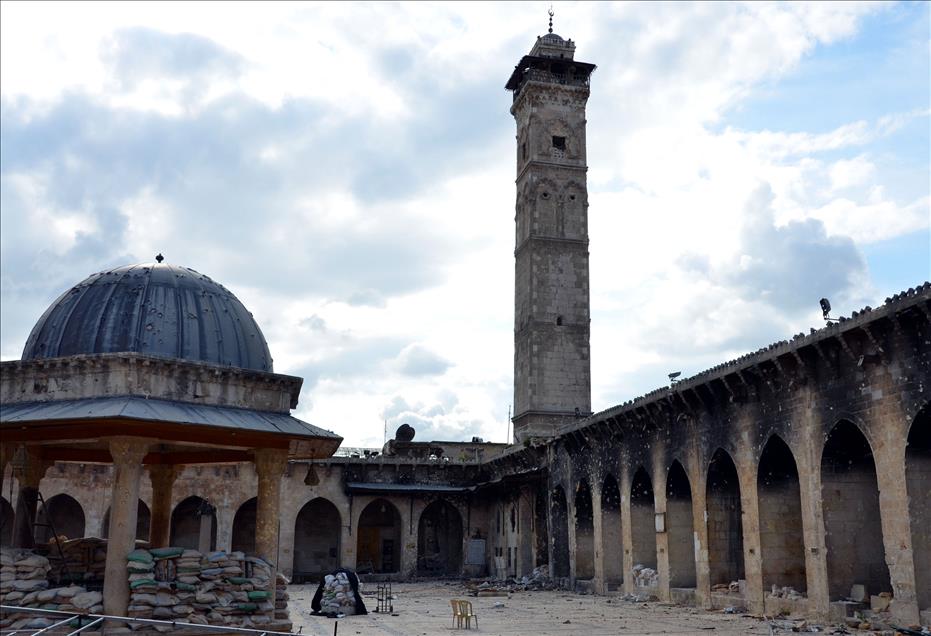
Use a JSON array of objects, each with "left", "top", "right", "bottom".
[{"left": 22, "top": 262, "right": 273, "bottom": 372}]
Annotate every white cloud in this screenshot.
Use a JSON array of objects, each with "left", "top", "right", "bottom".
[{"left": 1, "top": 2, "right": 926, "bottom": 445}]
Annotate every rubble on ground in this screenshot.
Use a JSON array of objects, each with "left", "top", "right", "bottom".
[
  {"left": 463, "top": 564, "right": 558, "bottom": 595},
  {"left": 769, "top": 584, "right": 805, "bottom": 600},
  {"left": 631, "top": 564, "right": 658, "bottom": 588}
]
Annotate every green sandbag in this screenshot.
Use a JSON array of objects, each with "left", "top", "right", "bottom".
[
  {"left": 227, "top": 576, "right": 249, "bottom": 585},
  {"left": 127, "top": 549, "right": 153, "bottom": 563},
  {"left": 175, "top": 582, "right": 197, "bottom": 591},
  {"left": 149, "top": 547, "right": 184, "bottom": 559},
  {"left": 130, "top": 579, "right": 158, "bottom": 589},
  {"left": 247, "top": 591, "right": 269, "bottom": 601},
  {"left": 236, "top": 603, "right": 258, "bottom": 612},
  {"left": 127, "top": 563, "right": 154, "bottom": 572}
]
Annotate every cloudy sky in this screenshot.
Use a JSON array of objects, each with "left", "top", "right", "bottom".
[{"left": 1, "top": 2, "right": 928, "bottom": 447}]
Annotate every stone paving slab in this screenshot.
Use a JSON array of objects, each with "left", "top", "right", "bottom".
[{"left": 288, "top": 582, "right": 773, "bottom": 635}]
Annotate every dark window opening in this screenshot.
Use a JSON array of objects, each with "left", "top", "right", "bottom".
[
  {"left": 556, "top": 316, "right": 563, "bottom": 326},
  {"left": 552, "top": 136, "right": 566, "bottom": 151},
  {"left": 541, "top": 191, "right": 550, "bottom": 200},
  {"left": 522, "top": 142, "right": 527, "bottom": 160}
]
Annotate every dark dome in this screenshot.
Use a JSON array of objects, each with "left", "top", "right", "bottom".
[{"left": 22, "top": 262, "right": 273, "bottom": 372}]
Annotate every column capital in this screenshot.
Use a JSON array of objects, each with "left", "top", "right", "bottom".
[
  {"left": 147, "top": 463, "right": 181, "bottom": 486},
  {"left": 14, "top": 448, "right": 53, "bottom": 489},
  {"left": 108, "top": 437, "right": 154, "bottom": 466},
  {"left": 253, "top": 448, "right": 289, "bottom": 477}
]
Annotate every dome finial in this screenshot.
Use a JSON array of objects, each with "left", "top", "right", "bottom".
[
  {"left": 548, "top": 5, "right": 554, "bottom": 34},
  {"left": 155, "top": 253, "right": 164, "bottom": 263}
]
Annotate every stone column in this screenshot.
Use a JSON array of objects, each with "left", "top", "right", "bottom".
[
  {"left": 590, "top": 478, "right": 606, "bottom": 593},
  {"left": 11, "top": 451, "right": 51, "bottom": 548},
  {"left": 691, "top": 461, "right": 712, "bottom": 609},
  {"left": 653, "top": 466, "right": 671, "bottom": 603},
  {"left": 147, "top": 465, "right": 178, "bottom": 548},
  {"left": 254, "top": 448, "right": 288, "bottom": 614},
  {"left": 797, "top": 410, "right": 830, "bottom": 622},
  {"left": 619, "top": 457, "right": 635, "bottom": 595},
  {"left": 873, "top": 428, "right": 920, "bottom": 625},
  {"left": 103, "top": 437, "right": 152, "bottom": 618},
  {"left": 566, "top": 488, "right": 579, "bottom": 586},
  {"left": 738, "top": 459, "right": 765, "bottom": 615}
]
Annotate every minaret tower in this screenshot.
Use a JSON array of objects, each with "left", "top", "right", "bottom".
[{"left": 507, "top": 12, "right": 595, "bottom": 442}]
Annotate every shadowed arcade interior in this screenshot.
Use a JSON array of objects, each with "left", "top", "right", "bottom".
[
  {"left": 821, "top": 420, "right": 890, "bottom": 600},
  {"left": 170, "top": 496, "right": 218, "bottom": 552},
  {"left": 417, "top": 499, "right": 463, "bottom": 576},
  {"left": 356, "top": 498, "right": 401, "bottom": 574},
  {"left": 758, "top": 436, "right": 806, "bottom": 594},
  {"left": 666, "top": 460, "right": 696, "bottom": 589},
  {"left": 630, "top": 467, "right": 657, "bottom": 576},
  {"left": 601, "top": 474, "right": 623, "bottom": 587},
  {"left": 294, "top": 497, "right": 342, "bottom": 582},
  {"left": 706, "top": 449, "right": 745, "bottom": 587}
]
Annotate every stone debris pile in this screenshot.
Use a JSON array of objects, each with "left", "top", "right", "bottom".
[
  {"left": 711, "top": 580, "right": 742, "bottom": 593},
  {"left": 0, "top": 548, "right": 99, "bottom": 629},
  {"left": 632, "top": 564, "right": 658, "bottom": 588},
  {"left": 769, "top": 584, "right": 804, "bottom": 600},
  {"left": 465, "top": 564, "right": 556, "bottom": 594},
  {"left": 125, "top": 547, "right": 290, "bottom": 631}
]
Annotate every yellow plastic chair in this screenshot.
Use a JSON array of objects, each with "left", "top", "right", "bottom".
[
  {"left": 451, "top": 599, "right": 464, "bottom": 628},
  {"left": 458, "top": 600, "right": 478, "bottom": 629}
]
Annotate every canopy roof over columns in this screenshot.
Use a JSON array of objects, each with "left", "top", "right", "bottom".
[{"left": 1, "top": 353, "right": 342, "bottom": 462}]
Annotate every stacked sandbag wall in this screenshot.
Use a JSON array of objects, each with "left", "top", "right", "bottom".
[
  {"left": 0, "top": 548, "right": 99, "bottom": 630},
  {"left": 126, "top": 548, "right": 291, "bottom": 631}
]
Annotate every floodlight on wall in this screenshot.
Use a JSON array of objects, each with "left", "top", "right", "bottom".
[
  {"left": 304, "top": 464, "right": 320, "bottom": 486},
  {"left": 668, "top": 371, "right": 681, "bottom": 385},
  {"left": 820, "top": 298, "right": 836, "bottom": 323}
]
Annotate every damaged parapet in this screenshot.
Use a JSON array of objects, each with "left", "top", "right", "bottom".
[{"left": 381, "top": 424, "right": 504, "bottom": 463}]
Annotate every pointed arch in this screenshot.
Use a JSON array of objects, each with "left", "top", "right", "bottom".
[
  {"left": 294, "top": 498, "right": 341, "bottom": 582},
  {"left": 417, "top": 499, "right": 463, "bottom": 576},
  {"left": 35, "top": 494, "right": 84, "bottom": 542},
  {"left": 170, "top": 496, "right": 217, "bottom": 552},
  {"left": 356, "top": 499, "right": 401, "bottom": 574}
]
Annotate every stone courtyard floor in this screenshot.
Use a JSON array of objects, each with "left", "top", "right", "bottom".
[{"left": 288, "top": 581, "right": 775, "bottom": 636}]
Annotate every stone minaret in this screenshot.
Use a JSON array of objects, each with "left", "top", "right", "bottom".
[{"left": 507, "top": 18, "right": 595, "bottom": 442}]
